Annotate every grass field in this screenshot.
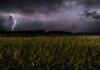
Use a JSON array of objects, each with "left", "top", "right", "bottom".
[{"left": 0, "top": 34, "right": 100, "bottom": 70}]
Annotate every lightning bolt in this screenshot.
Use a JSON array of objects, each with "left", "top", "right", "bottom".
[{"left": 10, "top": 13, "right": 17, "bottom": 31}]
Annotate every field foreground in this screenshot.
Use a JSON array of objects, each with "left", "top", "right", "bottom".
[{"left": 0, "top": 35, "right": 100, "bottom": 70}]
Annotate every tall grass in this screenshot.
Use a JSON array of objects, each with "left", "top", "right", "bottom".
[{"left": 0, "top": 35, "right": 100, "bottom": 70}]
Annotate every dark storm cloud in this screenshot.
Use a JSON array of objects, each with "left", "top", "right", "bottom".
[
  {"left": 0, "top": 0, "right": 99, "bottom": 11},
  {"left": 0, "top": 0, "right": 100, "bottom": 33},
  {"left": 0, "top": 0, "right": 64, "bottom": 14},
  {"left": 83, "top": 0, "right": 100, "bottom": 7},
  {"left": 75, "top": 0, "right": 100, "bottom": 8},
  {"left": 0, "top": 0, "right": 63, "bottom": 8}
]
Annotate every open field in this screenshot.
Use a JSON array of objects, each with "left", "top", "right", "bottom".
[{"left": 0, "top": 34, "right": 100, "bottom": 70}]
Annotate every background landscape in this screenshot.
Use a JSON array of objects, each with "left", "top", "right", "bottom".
[{"left": 0, "top": 0, "right": 100, "bottom": 70}]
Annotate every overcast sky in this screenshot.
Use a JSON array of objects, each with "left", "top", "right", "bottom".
[{"left": 0, "top": 0, "right": 100, "bottom": 33}]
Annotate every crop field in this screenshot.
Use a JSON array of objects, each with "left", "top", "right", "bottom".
[{"left": 0, "top": 34, "right": 100, "bottom": 70}]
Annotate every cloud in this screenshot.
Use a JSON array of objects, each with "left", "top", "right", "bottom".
[{"left": 0, "top": 0, "right": 100, "bottom": 33}]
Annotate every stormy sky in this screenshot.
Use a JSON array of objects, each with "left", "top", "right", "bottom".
[{"left": 0, "top": 0, "right": 100, "bottom": 33}]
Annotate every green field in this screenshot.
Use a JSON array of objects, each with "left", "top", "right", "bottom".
[{"left": 0, "top": 35, "right": 100, "bottom": 70}]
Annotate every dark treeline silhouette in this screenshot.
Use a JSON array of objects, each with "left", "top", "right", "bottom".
[
  {"left": 0, "top": 30, "right": 99, "bottom": 37},
  {"left": 0, "top": 30, "right": 72, "bottom": 37}
]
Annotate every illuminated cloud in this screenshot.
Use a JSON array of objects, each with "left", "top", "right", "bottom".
[{"left": 0, "top": 0, "right": 100, "bottom": 33}]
